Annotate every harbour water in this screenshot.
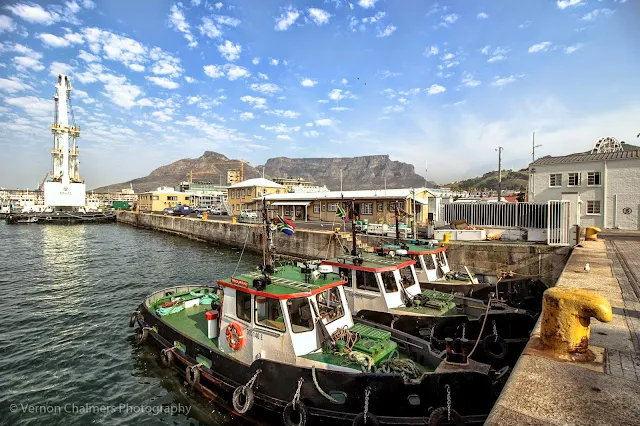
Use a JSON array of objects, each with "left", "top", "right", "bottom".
[{"left": 0, "top": 222, "right": 261, "bottom": 426}]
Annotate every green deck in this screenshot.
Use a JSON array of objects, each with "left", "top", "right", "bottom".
[
  {"left": 222, "top": 265, "right": 344, "bottom": 296},
  {"left": 325, "top": 253, "right": 414, "bottom": 270},
  {"left": 162, "top": 303, "right": 219, "bottom": 350},
  {"left": 300, "top": 350, "right": 436, "bottom": 373},
  {"left": 392, "top": 289, "right": 458, "bottom": 316},
  {"left": 383, "top": 240, "right": 442, "bottom": 255}
]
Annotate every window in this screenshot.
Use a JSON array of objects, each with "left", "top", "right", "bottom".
[
  {"left": 424, "top": 254, "right": 436, "bottom": 270},
  {"left": 151, "top": 195, "right": 159, "bottom": 200},
  {"left": 167, "top": 196, "right": 177, "bottom": 201},
  {"left": 549, "top": 174, "right": 561, "bottom": 187},
  {"left": 236, "top": 291, "right": 252, "bottom": 322},
  {"left": 399, "top": 267, "right": 415, "bottom": 288},
  {"left": 411, "top": 255, "right": 422, "bottom": 270},
  {"left": 321, "top": 203, "right": 326, "bottom": 212},
  {"left": 286, "top": 298, "right": 314, "bottom": 333},
  {"left": 389, "top": 201, "right": 404, "bottom": 211},
  {"left": 587, "top": 200, "right": 601, "bottom": 215},
  {"left": 568, "top": 173, "right": 581, "bottom": 186},
  {"left": 362, "top": 203, "right": 373, "bottom": 215},
  {"left": 285, "top": 207, "right": 292, "bottom": 216},
  {"left": 377, "top": 202, "right": 383, "bottom": 212},
  {"left": 313, "top": 204, "right": 320, "bottom": 213},
  {"left": 355, "top": 270, "right": 380, "bottom": 292},
  {"left": 241, "top": 189, "right": 246, "bottom": 198},
  {"left": 255, "top": 297, "right": 285, "bottom": 332},
  {"left": 380, "top": 271, "right": 398, "bottom": 293},
  {"left": 184, "top": 196, "right": 189, "bottom": 201},
  {"left": 587, "top": 172, "right": 601, "bottom": 186},
  {"left": 328, "top": 203, "right": 338, "bottom": 212},
  {"left": 315, "top": 287, "right": 344, "bottom": 324}
]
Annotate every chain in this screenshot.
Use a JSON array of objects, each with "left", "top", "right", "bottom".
[
  {"left": 243, "top": 369, "right": 262, "bottom": 392},
  {"left": 292, "top": 377, "right": 304, "bottom": 409},
  {"left": 445, "top": 384, "right": 451, "bottom": 421},
  {"left": 492, "top": 320, "right": 498, "bottom": 342},
  {"left": 461, "top": 323, "right": 466, "bottom": 340},
  {"left": 363, "top": 386, "right": 371, "bottom": 423}
]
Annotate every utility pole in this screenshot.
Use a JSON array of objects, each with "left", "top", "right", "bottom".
[
  {"left": 496, "top": 147, "right": 504, "bottom": 202},
  {"left": 532, "top": 131, "right": 542, "bottom": 164},
  {"left": 425, "top": 159, "right": 428, "bottom": 187}
]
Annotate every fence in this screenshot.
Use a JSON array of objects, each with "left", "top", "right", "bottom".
[
  {"left": 547, "top": 200, "right": 571, "bottom": 246},
  {"left": 440, "top": 202, "right": 548, "bottom": 228}
]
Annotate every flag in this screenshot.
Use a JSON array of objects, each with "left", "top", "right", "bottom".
[
  {"left": 277, "top": 215, "right": 295, "bottom": 236},
  {"left": 336, "top": 205, "right": 346, "bottom": 220}
]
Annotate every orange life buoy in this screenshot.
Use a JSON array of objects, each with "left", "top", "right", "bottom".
[{"left": 226, "top": 322, "right": 245, "bottom": 351}]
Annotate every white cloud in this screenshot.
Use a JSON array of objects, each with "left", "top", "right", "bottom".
[
  {"left": 250, "top": 82, "right": 281, "bottom": 94},
  {"left": 425, "top": 45, "right": 439, "bottom": 57},
  {"left": 78, "top": 49, "right": 100, "bottom": 62},
  {"left": 0, "top": 76, "right": 32, "bottom": 93},
  {"left": 328, "top": 88, "right": 356, "bottom": 101},
  {"left": 239, "top": 112, "right": 255, "bottom": 120},
  {"left": 301, "top": 78, "right": 317, "bottom": 87},
  {"left": 6, "top": 96, "right": 52, "bottom": 118},
  {"left": 314, "top": 118, "right": 333, "bottom": 126},
  {"left": 317, "top": 99, "right": 329, "bottom": 103},
  {"left": 224, "top": 64, "right": 250, "bottom": 80},
  {"left": 308, "top": 8, "right": 331, "bottom": 25},
  {"left": 304, "top": 130, "right": 320, "bottom": 137},
  {"left": 36, "top": 33, "right": 72, "bottom": 48},
  {"left": 440, "top": 14, "right": 459, "bottom": 27},
  {"left": 6, "top": 2, "right": 60, "bottom": 25},
  {"left": 491, "top": 75, "right": 518, "bottom": 87},
  {"left": 277, "top": 135, "right": 294, "bottom": 141},
  {"left": 461, "top": 73, "right": 480, "bottom": 87},
  {"left": 330, "top": 106, "right": 351, "bottom": 111},
  {"left": 519, "top": 20, "right": 532, "bottom": 28},
  {"left": 203, "top": 64, "right": 223, "bottom": 78},
  {"left": 581, "top": 9, "right": 613, "bottom": 21},
  {"left": 187, "top": 96, "right": 201, "bottom": 104},
  {"left": 377, "top": 24, "right": 396, "bottom": 37},
  {"left": 564, "top": 43, "right": 583, "bottom": 54},
  {"left": 127, "top": 63, "right": 143, "bottom": 72},
  {"left": 168, "top": 3, "right": 197, "bottom": 47},
  {"left": 528, "top": 41, "right": 552, "bottom": 53},
  {"left": 487, "top": 55, "right": 506, "bottom": 63},
  {"left": 240, "top": 95, "right": 267, "bottom": 109},
  {"left": 358, "top": 0, "right": 377, "bottom": 8},
  {"left": 0, "top": 14, "right": 17, "bottom": 32},
  {"left": 215, "top": 15, "right": 241, "bottom": 27},
  {"left": 265, "top": 109, "right": 300, "bottom": 119},
  {"left": 151, "top": 57, "right": 183, "bottom": 76},
  {"left": 274, "top": 5, "right": 300, "bottom": 31},
  {"left": 101, "top": 74, "right": 145, "bottom": 109},
  {"left": 426, "top": 84, "right": 446, "bottom": 95},
  {"left": 258, "top": 72, "right": 269, "bottom": 80},
  {"left": 146, "top": 76, "right": 180, "bottom": 89},
  {"left": 260, "top": 123, "right": 301, "bottom": 133},
  {"left": 217, "top": 40, "right": 241, "bottom": 61},
  {"left": 269, "top": 58, "right": 279, "bottom": 66},
  {"left": 557, "top": 0, "right": 583, "bottom": 9},
  {"left": 252, "top": 57, "right": 260, "bottom": 65},
  {"left": 215, "top": 2, "right": 223, "bottom": 9},
  {"left": 442, "top": 52, "right": 455, "bottom": 61},
  {"left": 184, "top": 76, "right": 195, "bottom": 83},
  {"left": 477, "top": 12, "right": 488, "bottom": 19},
  {"left": 383, "top": 105, "right": 404, "bottom": 114},
  {"left": 49, "top": 61, "right": 74, "bottom": 76},
  {"left": 13, "top": 54, "right": 44, "bottom": 72},
  {"left": 200, "top": 17, "right": 221, "bottom": 38}
]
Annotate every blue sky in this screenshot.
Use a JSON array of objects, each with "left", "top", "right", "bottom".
[{"left": 0, "top": 0, "right": 638, "bottom": 190}]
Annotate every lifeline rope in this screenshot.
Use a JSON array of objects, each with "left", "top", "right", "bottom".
[
  {"left": 311, "top": 365, "right": 339, "bottom": 403},
  {"left": 232, "top": 225, "right": 251, "bottom": 276}
]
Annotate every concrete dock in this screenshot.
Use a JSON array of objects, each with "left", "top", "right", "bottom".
[{"left": 486, "top": 234, "right": 640, "bottom": 426}]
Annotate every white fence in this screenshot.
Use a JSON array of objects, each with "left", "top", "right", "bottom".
[
  {"left": 440, "top": 202, "right": 548, "bottom": 228},
  {"left": 547, "top": 200, "right": 571, "bottom": 246}
]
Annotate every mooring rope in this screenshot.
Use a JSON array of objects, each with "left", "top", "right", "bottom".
[{"left": 232, "top": 225, "right": 251, "bottom": 276}]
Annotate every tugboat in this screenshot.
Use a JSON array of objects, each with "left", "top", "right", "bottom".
[{"left": 130, "top": 202, "right": 507, "bottom": 425}]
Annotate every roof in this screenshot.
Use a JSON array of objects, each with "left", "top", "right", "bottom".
[
  {"left": 228, "top": 178, "right": 285, "bottom": 189},
  {"left": 531, "top": 149, "right": 640, "bottom": 166},
  {"left": 323, "top": 253, "right": 415, "bottom": 272},
  {"left": 217, "top": 265, "right": 345, "bottom": 299},
  {"left": 255, "top": 187, "right": 433, "bottom": 202}
]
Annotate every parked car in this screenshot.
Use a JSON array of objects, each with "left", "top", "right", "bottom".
[
  {"left": 239, "top": 210, "right": 258, "bottom": 219},
  {"left": 162, "top": 207, "right": 174, "bottom": 215},
  {"left": 210, "top": 207, "right": 221, "bottom": 215},
  {"left": 172, "top": 205, "right": 191, "bottom": 216}
]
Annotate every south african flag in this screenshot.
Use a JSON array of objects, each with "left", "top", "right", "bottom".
[
  {"left": 277, "top": 215, "right": 295, "bottom": 236},
  {"left": 336, "top": 205, "right": 346, "bottom": 220}
]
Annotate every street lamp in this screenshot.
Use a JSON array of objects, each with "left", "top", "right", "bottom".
[
  {"left": 532, "top": 132, "right": 542, "bottom": 163},
  {"left": 495, "top": 147, "right": 504, "bottom": 202}
]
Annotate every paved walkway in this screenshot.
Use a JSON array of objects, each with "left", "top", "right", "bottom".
[{"left": 486, "top": 237, "right": 640, "bottom": 426}]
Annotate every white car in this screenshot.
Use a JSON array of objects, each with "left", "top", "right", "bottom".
[{"left": 240, "top": 210, "right": 258, "bottom": 219}]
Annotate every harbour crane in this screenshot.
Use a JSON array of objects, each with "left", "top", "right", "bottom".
[{"left": 36, "top": 173, "right": 49, "bottom": 191}]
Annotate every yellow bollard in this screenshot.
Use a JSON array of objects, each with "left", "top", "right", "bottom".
[
  {"left": 202, "top": 211, "right": 208, "bottom": 221},
  {"left": 442, "top": 233, "right": 452, "bottom": 244},
  {"left": 540, "top": 287, "right": 612, "bottom": 354},
  {"left": 585, "top": 226, "right": 601, "bottom": 241},
  {"left": 232, "top": 217, "right": 237, "bottom": 224}
]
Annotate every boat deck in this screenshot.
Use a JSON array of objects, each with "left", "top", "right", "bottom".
[
  {"left": 300, "top": 350, "right": 436, "bottom": 372},
  {"left": 162, "top": 304, "right": 219, "bottom": 350}
]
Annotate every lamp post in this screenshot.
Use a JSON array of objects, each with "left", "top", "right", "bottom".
[
  {"left": 496, "top": 147, "right": 504, "bottom": 202},
  {"left": 532, "top": 132, "right": 542, "bottom": 163}
]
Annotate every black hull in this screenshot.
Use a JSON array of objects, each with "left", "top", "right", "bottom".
[
  {"left": 5, "top": 212, "right": 116, "bottom": 224},
  {"left": 132, "top": 302, "right": 502, "bottom": 425}
]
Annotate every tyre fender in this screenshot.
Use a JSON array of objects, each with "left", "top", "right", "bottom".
[
  {"left": 185, "top": 366, "right": 200, "bottom": 387},
  {"left": 232, "top": 386, "right": 254, "bottom": 414},
  {"left": 282, "top": 401, "right": 308, "bottom": 426},
  {"left": 481, "top": 335, "right": 508, "bottom": 360},
  {"left": 352, "top": 412, "right": 380, "bottom": 426},
  {"left": 428, "top": 407, "right": 465, "bottom": 425},
  {"left": 135, "top": 327, "right": 148, "bottom": 345},
  {"left": 160, "top": 349, "right": 174, "bottom": 366}
]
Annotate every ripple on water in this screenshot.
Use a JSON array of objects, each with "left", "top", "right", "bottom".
[{"left": 0, "top": 222, "right": 261, "bottom": 426}]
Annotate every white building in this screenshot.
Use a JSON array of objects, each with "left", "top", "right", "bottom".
[{"left": 529, "top": 139, "right": 640, "bottom": 230}]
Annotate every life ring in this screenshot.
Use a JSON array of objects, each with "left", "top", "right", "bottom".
[
  {"left": 185, "top": 365, "right": 200, "bottom": 387},
  {"left": 232, "top": 385, "right": 254, "bottom": 414},
  {"left": 226, "top": 322, "right": 245, "bottom": 351},
  {"left": 135, "top": 327, "right": 148, "bottom": 345},
  {"left": 352, "top": 412, "right": 380, "bottom": 426},
  {"left": 428, "top": 407, "right": 465, "bottom": 425},
  {"left": 129, "top": 311, "right": 139, "bottom": 327},
  {"left": 283, "top": 401, "right": 308, "bottom": 426},
  {"left": 481, "top": 335, "right": 508, "bottom": 360},
  {"left": 160, "top": 349, "right": 174, "bottom": 366}
]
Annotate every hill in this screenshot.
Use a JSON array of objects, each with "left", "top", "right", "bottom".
[{"left": 445, "top": 169, "right": 529, "bottom": 192}]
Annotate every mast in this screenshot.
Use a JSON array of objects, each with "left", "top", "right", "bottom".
[
  {"left": 350, "top": 199, "right": 357, "bottom": 256},
  {"left": 262, "top": 197, "right": 273, "bottom": 273},
  {"left": 394, "top": 202, "right": 400, "bottom": 244}
]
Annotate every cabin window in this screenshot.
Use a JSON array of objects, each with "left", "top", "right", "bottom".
[
  {"left": 411, "top": 255, "right": 422, "bottom": 269},
  {"left": 315, "top": 287, "right": 344, "bottom": 324},
  {"left": 236, "top": 292, "right": 252, "bottom": 323},
  {"left": 355, "top": 270, "right": 380, "bottom": 292},
  {"left": 399, "top": 267, "right": 415, "bottom": 288},
  {"left": 436, "top": 252, "right": 447, "bottom": 266},
  {"left": 255, "top": 297, "right": 286, "bottom": 332},
  {"left": 380, "top": 271, "right": 399, "bottom": 293},
  {"left": 286, "top": 298, "right": 314, "bottom": 333},
  {"left": 314, "top": 204, "right": 320, "bottom": 214},
  {"left": 424, "top": 254, "right": 436, "bottom": 270}
]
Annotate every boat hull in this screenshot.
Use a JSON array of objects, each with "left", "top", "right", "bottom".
[{"left": 5, "top": 212, "right": 116, "bottom": 224}]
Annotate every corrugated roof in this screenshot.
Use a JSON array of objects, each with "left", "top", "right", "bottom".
[
  {"left": 531, "top": 149, "right": 640, "bottom": 166},
  {"left": 255, "top": 187, "right": 433, "bottom": 202},
  {"left": 228, "top": 178, "right": 284, "bottom": 189}
]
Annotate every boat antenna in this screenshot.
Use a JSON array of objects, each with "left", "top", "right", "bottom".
[
  {"left": 262, "top": 195, "right": 274, "bottom": 274},
  {"left": 394, "top": 202, "right": 400, "bottom": 245},
  {"left": 350, "top": 198, "right": 357, "bottom": 256}
]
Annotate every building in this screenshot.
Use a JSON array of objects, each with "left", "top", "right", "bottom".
[
  {"left": 529, "top": 140, "right": 640, "bottom": 230},
  {"left": 258, "top": 188, "right": 433, "bottom": 225},
  {"left": 138, "top": 186, "right": 191, "bottom": 212},
  {"left": 227, "top": 178, "right": 285, "bottom": 213},
  {"left": 272, "top": 177, "right": 315, "bottom": 192},
  {"left": 176, "top": 182, "right": 228, "bottom": 209}
]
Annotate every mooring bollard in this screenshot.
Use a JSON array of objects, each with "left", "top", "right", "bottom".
[{"left": 540, "top": 287, "right": 612, "bottom": 354}]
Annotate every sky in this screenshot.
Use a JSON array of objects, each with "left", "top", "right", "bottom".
[{"left": 0, "top": 0, "right": 638, "bottom": 190}]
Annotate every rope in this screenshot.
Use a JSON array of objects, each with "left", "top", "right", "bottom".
[
  {"left": 233, "top": 225, "right": 251, "bottom": 276},
  {"left": 311, "top": 365, "right": 340, "bottom": 403},
  {"left": 378, "top": 357, "right": 422, "bottom": 380},
  {"left": 467, "top": 297, "right": 497, "bottom": 359},
  {"left": 331, "top": 326, "right": 361, "bottom": 352}
]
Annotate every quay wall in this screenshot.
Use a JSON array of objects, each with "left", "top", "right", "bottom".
[{"left": 116, "top": 212, "right": 343, "bottom": 259}]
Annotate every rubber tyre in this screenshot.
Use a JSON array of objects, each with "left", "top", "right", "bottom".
[
  {"left": 352, "top": 412, "right": 380, "bottom": 426},
  {"left": 160, "top": 349, "right": 174, "bottom": 367},
  {"left": 507, "top": 290, "right": 527, "bottom": 308},
  {"left": 135, "top": 327, "right": 148, "bottom": 345},
  {"left": 428, "top": 407, "right": 465, "bottom": 426},
  {"left": 283, "top": 401, "right": 308, "bottom": 426},
  {"left": 129, "top": 312, "right": 138, "bottom": 327},
  {"left": 481, "top": 335, "right": 508, "bottom": 361},
  {"left": 232, "top": 386, "right": 254, "bottom": 414},
  {"left": 185, "top": 366, "right": 200, "bottom": 387}
]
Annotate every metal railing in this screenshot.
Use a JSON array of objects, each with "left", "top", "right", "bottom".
[
  {"left": 547, "top": 200, "right": 571, "bottom": 246},
  {"left": 440, "top": 202, "right": 548, "bottom": 228}
]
